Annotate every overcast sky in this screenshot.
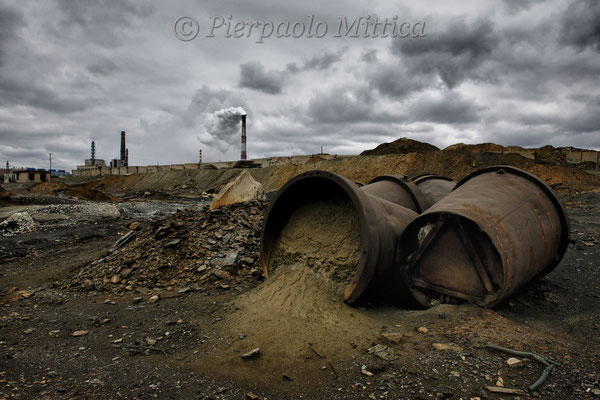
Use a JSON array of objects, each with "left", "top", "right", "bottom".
[{"left": 1, "top": 0, "right": 599, "bottom": 170}]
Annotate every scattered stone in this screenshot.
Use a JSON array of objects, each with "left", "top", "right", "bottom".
[
  {"left": 381, "top": 332, "right": 403, "bottom": 344},
  {"left": 72, "top": 330, "right": 90, "bottom": 337},
  {"left": 111, "top": 338, "right": 123, "bottom": 343},
  {"left": 132, "top": 297, "right": 143, "bottom": 304},
  {"left": 24, "top": 327, "right": 35, "bottom": 335},
  {"left": 432, "top": 343, "right": 463, "bottom": 352},
  {"left": 110, "top": 275, "right": 121, "bottom": 284},
  {"left": 361, "top": 366, "right": 374, "bottom": 377},
  {"left": 496, "top": 376, "right": 504, "bottom": 387},
  {"left": 485, "top": 386, "right": 526, "bottom": 395},
  {"left": 211, "top": 269, "right": 233, "bottom": 281},
  {"left": 506, "top": 357, "right": 523, "bottom": 368},
  {"left": 417, "top": 327, "right": 428, "bottom": 334},
  {"left": 146, "top": 338, "right": 157, "bottom": 345},
  {"left": 282, "top": 374, "right": 293, "bottom": 381},
  {"left": 148, "top": 295, "right": 160, "bottom": 303},
  {"left": 241, "top": 348, "right": 260, "bottom": 359},
  {"left": 246, "top": 392, "right": 260, "bottom": 400},
  {"left": 164, "top": 239, "right": 181, "bottom": 248},
  {"left": 367, "top": 344, "right": 397, "bottom": 361},
  {"left": 19, "top": 290, "right": 33, "bottom": 299},
  {"left": 129, "top": 222, "right": 140, "bottom": 230}
]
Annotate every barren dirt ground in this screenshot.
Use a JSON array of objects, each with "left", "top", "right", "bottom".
[{"left": 1, "top": 191, "right": 599, "bottom": 399}]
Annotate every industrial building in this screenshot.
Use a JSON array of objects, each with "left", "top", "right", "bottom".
[{"left": 2, "top": 168, "right": 51, "bottom": 183}]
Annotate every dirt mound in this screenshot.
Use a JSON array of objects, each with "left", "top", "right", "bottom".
[
  {"left": 361, "top": 137, "right": 439, "bottom": 156},
  {"left": 66, "top": 186, "right": 120, "bottom": 202},
  {"left": 64, "top": 200, "right": 267, "bottom": 293},
  {"left": 29, "top": 181, "right": 69, "bottom": 193},
  {"left": 443, "top": 142, "right": 509, "bottom": 152}
]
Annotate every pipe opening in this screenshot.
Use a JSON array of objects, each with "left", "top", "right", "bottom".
[
  {"left": 399, "top": 213, "right": 503, "bottom": 307},
  {"left": 261, "top": 173, "right": 369, "bottom": 302}
]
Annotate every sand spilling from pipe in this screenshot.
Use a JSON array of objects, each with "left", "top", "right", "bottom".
[
  {"left": 213, "top": 196, "right": 381, "bottom": 376},
  {"left": 268, "top": 195, "right": 361, "bottom": 296}
]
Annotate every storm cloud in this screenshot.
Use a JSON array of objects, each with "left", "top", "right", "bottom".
[{"left": 0, "top": 0, "right": 599, "bottom": 170}]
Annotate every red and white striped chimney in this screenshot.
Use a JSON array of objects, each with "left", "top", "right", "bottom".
[{"left": 241, "top": 114, "right": 247, "bottom": 160}]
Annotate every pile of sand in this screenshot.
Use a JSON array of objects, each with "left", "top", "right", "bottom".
[
  {"left": 214, "top": 196, "right": 378, "bottom": 379},
  {"left": 268, "top": 196, "right": 360, "bottom": 294}
]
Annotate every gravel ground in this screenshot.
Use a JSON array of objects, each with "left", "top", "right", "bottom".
[{"left": 0, "top": 192, "right": 599, "bottom": 399}]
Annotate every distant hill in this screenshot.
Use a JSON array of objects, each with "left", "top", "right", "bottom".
[{"left": 361, "top": 137, "right": 439, "bottom": 156}]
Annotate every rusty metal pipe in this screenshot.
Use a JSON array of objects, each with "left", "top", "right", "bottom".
[
  {"left": 410, "top": 174, "right": 457, "bottom": 208},
  {"left": 261, "top": 170, "right": 418, "bottom": 304},
  {"left": 398, "top": 166, "right": 570, "bottom": 308},
  {"left": 361, "top": 175, "right": 429, "bottom": 213}
]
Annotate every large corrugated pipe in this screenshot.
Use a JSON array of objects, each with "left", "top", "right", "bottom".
[
  {"left": 410, "top": 174, "right": 457, "bottom": 208},
  {"left": 260, "top": 170, "right": 419, "bottom": 304},
  {"left": 397, "top": 166, "right": 570, "bottom": 308}
]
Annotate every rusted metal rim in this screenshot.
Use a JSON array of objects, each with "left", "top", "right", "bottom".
[
  {"left": 410, "top": 173, "right": 455, "bottom": 185},
  {"left": 260, "top": 170, "right": 379, "bottom": 304},
  {"left": 368, "top": 175, "right": 429, "bottom": 213},
  {"left": 455, "top": 165, "right": 570, "bottom": 277}
]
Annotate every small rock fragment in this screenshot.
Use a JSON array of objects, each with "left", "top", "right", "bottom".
[
  {"left": 246, "top": 392, "right": 260, "bottom": 400},
  {"left": 381, "top": 332, "right": 403, "bottom": 344},
  {"left": 72, "top": 330, "right": 90, "bottom": 337},
  {"left": 361, "top": 366, "right": 374, "bottom": 377},
  {"left": 496, "top": 376, "right": 504, "bottom": 387},
  {"left": 432, "top": 343, "right": 463, "bottom": 352},
  {"left": 417, "top": 327, "right": 428, "bottom": 334},
  {"left": 148, "top": 295, "right": 160, "bottom": 303},
  {"left": 506, "top": 357, "right": 523, "bottom": 368},
  {"left": 241, "top": 348, "right": 260, "bottom": 359}
]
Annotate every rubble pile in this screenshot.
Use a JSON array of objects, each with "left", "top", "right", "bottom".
[
  {"left": 65, "top": 200, "right": 267, "bottom": 293},
  {"left": 0, "top": 211, "right": 37, "bottom": 236}
]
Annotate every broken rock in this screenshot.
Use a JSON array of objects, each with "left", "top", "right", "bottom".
[{"left": 241, "top": 348, "right": 260, "bottom": 359}]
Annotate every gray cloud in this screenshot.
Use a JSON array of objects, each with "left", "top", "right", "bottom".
[
  {"left": 408, "top": 92, "right": 483, "bottom": 124},
  {"left": 56, "top": 0, "right": 153, "bottom": 48},
  {"left": 393, "top": 18, "right": 500, "bottom": 88},
  {"left": 241, "top": 49, "right": 347, "bottom": 94},
  {"left": 307, "top": 86, "right": 376, "bottom": 124},
  {"left": 367, "top": 64, "right": 429, "bottom": 99},
  {"left": 239, "top": 61, "right": 284, "bottom": 94},
  {"left": 0, "top": 4, "right": 23, "bottom": 67},
  {"left": 286, "top": 48, "right": 347, "bottom": 73},
  {"left": 560, "top": 0, "right": 600, "bottom": 52},
  {"left": 1, "top": 1, "right": 600, "bottom": 170}
]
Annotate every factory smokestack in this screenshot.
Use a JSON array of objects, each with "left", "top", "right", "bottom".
[
  {"left": 120, "top": 131, "right": 126, "bottom": 163},
  {"left": 125, "top": 149, "right": 129, "bottom": 166},
  {"left": 91, "top": 141, "right": 96, "bottom": 166},
  {"left": 241, "top": 114, "right": 247, "bottom": 160}
]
